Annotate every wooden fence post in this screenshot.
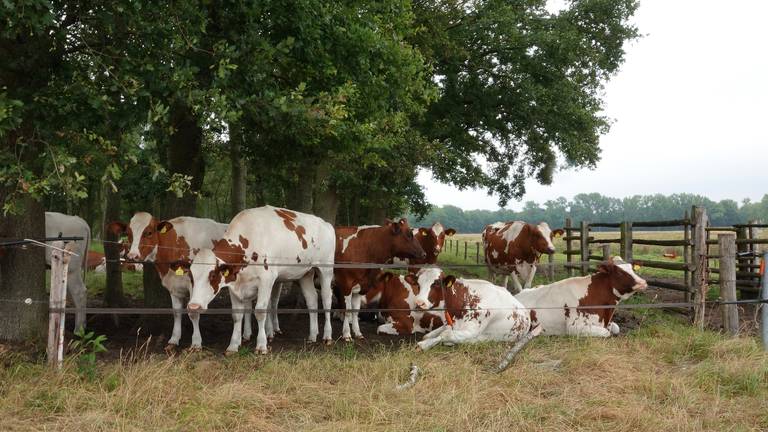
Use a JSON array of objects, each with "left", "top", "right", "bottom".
[
  {"left": 620, "top": 221, "right": 633, "bottom": 262},
  {"left": 547, "top": 252, "right": 554, "bottom": 281},
  {"left": 455, "top": 239, "right": 459, "bottom": 256},
  {"left": 580, "top": 221, "right": 589, "bottom": 276},
  {"left": 476, "top": 242, "right": 480, "bottom": 264},
  {"left": 602, "top": 244, "right": 611, "bottom": 261},
  {"left": 684, "top": 210, "right": 691, "bottom": 303},
  {"left": 565, "top": 218, "right": 573, "bottom": 277},
  {"left": 718, "top": 233, "right": 739, "bottom": 336},
  {"left": 47, "top": 241, "right": 71, "bottom": 369},
  {"left": 463, "top": 242, "right": 468, "bottom": 260},
  {"left": 692, "top": 206, "right": 709, "bottom": 329}
]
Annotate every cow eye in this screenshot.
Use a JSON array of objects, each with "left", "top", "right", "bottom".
[{"left": 144, "top": 231, "right": 153, "bottom": 237}]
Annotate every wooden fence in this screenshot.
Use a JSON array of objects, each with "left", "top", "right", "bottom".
[{"left": 706, "top": 221, "right": 768, "bottom": 298}]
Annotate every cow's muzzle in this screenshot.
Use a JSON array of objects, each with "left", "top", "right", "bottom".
[{"left": 414, "top": 300, "right": 432, "bottom": 310}]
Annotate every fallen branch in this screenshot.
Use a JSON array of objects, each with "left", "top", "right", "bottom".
[
  {"left": 395, "top": 364, "right": 421, "bottom": 391},
  {"left": 495, "top": 324, "right": 542, "bottom": 373}
]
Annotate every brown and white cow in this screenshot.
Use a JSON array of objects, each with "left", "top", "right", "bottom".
[
  {"left": 89, "top": 250, "right": 143, "bottom": 272},
  {"left": 188, "top": 206, "right": 336, "bottom": 354},
  {"left": 482, "top": 221, "right": 564, "bottom": 294},
  {"left": 334, "top": 219, "right": 426, "bottom": 340},
  {"left": 108, "top": 212, "right": 228, "bottom": 352},
  {"left": 407, "top": 268, "right": 532, "bottom": 351},
  {"left": 515, "top": 256, "right": 647, "bottom": 337},
  {"left": 396, "top": 222, "right": 456, "bottom": 273},
  {"left": 364, "top": 271, "right": 445, "bottom": 335}
]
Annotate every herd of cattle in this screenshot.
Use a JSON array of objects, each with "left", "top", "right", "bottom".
[{"left": 41, "top": 207, "right": 648, "bottom": 354}]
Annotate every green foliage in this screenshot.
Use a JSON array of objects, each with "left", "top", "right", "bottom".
[{"left": 69, "top": 328, "right": 108, "bottom": 381}]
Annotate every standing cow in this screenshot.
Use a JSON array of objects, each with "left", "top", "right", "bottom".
[
  {"left": 515, "top": 257, "right": 647, "bottom": 337},
  {"left": 45, "top": 212, "right": 90, "bottom": 331},
  {"left": 108, "top": 212, "right": 228, "bottom": 353},
  {"left": 482, "top": 221, "right": 564, "bottom": 294},
  {"left": 409, "top": 268, "right": 532, "bottom": 351},
  {"left": 334, "top": 219, "right": 426, "bottom": 340},
  {"left": 188, "top": 206, "right": 336, "bottom": 354}
]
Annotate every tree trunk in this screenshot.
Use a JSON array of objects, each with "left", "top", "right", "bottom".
[
  {"left": 163, "top": 100, "right": 205, "bottom": 217},
  {"left": 285, "top": 161, "right": 315, "bottom": 213},
  {"left": 313, "top": 162, "right": 339, "bottom": 224},
  {"left": 103, "top": 183, "right": 124, "bottom": 308},
  {"left": 230, "top": 130, "right": 247, "bottom": 218},
  {"left": 0, "top": 195, "right": 47, "bottom": 342}
]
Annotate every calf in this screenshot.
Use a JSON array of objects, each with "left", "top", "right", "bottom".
[
  {"left": 188, "top": 206, "right": 336, "bottom": 354},
  {"left": 364, "top": 270, "right": 445, "bottom": 335},
  {"left": 90, "top": 251, "right": 143, "bottom": 272},
  {"left": 482, "top": 221, "right": 564, "bottom": 294},
  {"left": 411, "top": 268, "right": 532, "bottom": 351},
  {"left": 334, "top": 219, "right": 426, "bottom": 340},
  {"left": 45, "top": 212, "right": 90, "bottom": 331},
  {"left": 108, "top": 212, "right": 228, "bottom": 352},
  {"left": 514, "top": 257, "right": 647, "bottom": 337}
]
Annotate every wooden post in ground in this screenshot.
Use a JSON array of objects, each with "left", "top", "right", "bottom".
[
  {"left": 684, "top": 210, "right": 691, "bottom": 303},
  {"left": 47, "top": 241, "right": 71, "bottom": 369},
  {"left": 565, "top": 218, "right": 573, "bottom": 277},
  {"left": 547, "top": 252, "right": 554, "bottom": 281},
  {"left": 463, "top": 241, "right": 468, "bottom": 260},
  {"left": 580, "top": 221, "right": 589, "bottom": 276},
  {"left": 476, "top": 242, "right": 480, "bottom": 264},
  {"left": 692, "top": 206, "right": 709, "bottom": 329},
  {"left": 620, "top": 221, "right": 633, "bottom": 262},
  {"left": 602, "top": 244, "right": 611, "bottom": 261},
  {"left": 718, "top": 233, "right": 739, "bottom": 336}
]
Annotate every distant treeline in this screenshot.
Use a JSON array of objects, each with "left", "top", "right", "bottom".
[{"left": 409, "top": 193, "right": 768, "bottom": 233}]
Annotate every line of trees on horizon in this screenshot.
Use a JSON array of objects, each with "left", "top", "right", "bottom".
[{"left": 409, "top": 193, "right": 768, "bottom": 233}]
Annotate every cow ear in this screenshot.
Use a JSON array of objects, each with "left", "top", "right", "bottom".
[
  {"left": 442, "top": 275, "right": 456, "bottom": 288},
  {"left": 445, "top": 228, "right": 457, "bottom": 236},
  {"left": 418, "top": 227, "right": 429, "bottom": 237},
  {"left": 157, "top": 220, "right": 174, "bottom": 234},
  {"left": 106, "top": 221, "right": 127, "bottom": 236},
  {"left": 551, "top": 229, "right": 565, "bottom": 238}
]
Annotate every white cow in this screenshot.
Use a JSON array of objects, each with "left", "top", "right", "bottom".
[
  {"left": 45, "top": 212, "right": 90, "bottom": 331},
  {"left": 515, "top": 257, "right": 647, "bottom": 337},
  {"left": 188, "top": 206, "right": 336, "bottom": 354},
  {"left": 108, "top": 212, "right": 228, "bottom": 353},
  {"left": 411, "top": 268, "right": 532, "bottom": 351}
]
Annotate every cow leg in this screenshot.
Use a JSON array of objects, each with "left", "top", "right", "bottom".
[
  {"left": 501, "top": 275, "right": 509, "bottom": 291},
  {"left": 523, "top": 264, "right": 536, "bottom": 289},
  {"left": 254, "top": 275, "right": 277, "bottom": 354},
  {"left": 318, "top": 269, "right": 334, "bottom": 344},
  {"left": 421, "top": 324, "right": 449, "bottom": 340},
  {"left": 242, "top": 298, "right": 253, "bottom": 342},
  {"left": 270, "top": 283, "right": 282, "bottom": 335},
  {"left": 263, "top": 296, "right": 275, "bottom": 342},
  {"left": 67, "top": 270, "right": 87, "bottom": 331},
  {"left": 568, "top": 324, "right": 612, "bottom": 338},
  {"left": 351, "top": 293, "right": 364, "bottom": 339},
  {"left": 377, "top": 322, "right": 399, "bottom": 335},
  {"left": 509, "top": 273, "right": 523, "bottom": 294},
  {"left": 226, "top": 296, "right": 246, "bottom": 354},
  {"left": 417, "top": 323, "right": 484, "bottom": 351},
  {"left": 608, "top": 322, "right": 620, "bottom": 336},
  {"left": 167, "top": 294, "right": 184, "bottom": 352},
  {"left": 299, "top": 272, "right": 319, "bottom": 343},
  {"left": 188, "top": 297, "right": 202, "bottom": 350},
  {"left": 342, "top": 295, "right": 353, "bottom": 341}
]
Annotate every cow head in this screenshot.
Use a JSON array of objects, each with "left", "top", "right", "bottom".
[
  {"left": 598, "top": 256, "right": 648, "bottom": 299},
  {"left": 120, "top": 212, "right": 162, "bottom": 261},
  {"left": 106, "top": 221, "right": 129, "bottom": 256},
  {"left": 530, "top": 222, "right": 557, "bottom": 255},
  {"left": 416, "top": 222, "right": 457, "bottom": 259},
  {"left": 385, "top": 218, "right": 426, "bottom": 260},
  {"left": 410, "top": 267, "right": 444, "bottom": 310},
  {"left": 188, "top": 239, "right": 248, "bottom": 313}
]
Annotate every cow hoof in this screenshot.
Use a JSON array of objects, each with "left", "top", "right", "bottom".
[
  {"left": 414, "top": 345, "right": 423, "bottom": 352},
  {"left": 164, "top": 343, "right": 178, "bottom": 356},
  {"left": 185, "top": 346, "right": 202, "bottom": 354},
  {"left": 242, "top": 335, "right": 251, "bottom": 342},
  {"left": 343, "top": 336, "right": 353, "bottom": 342},
  {"left": 275, "top": 329, "right": 283, "bottom": 335},
  {"left": 224, "top": 349, "right": 238, "bottom": 357},
  {"left": 323, "top": 338, "right": 333, "bottom": 346},
  {"left": 355, "top": 335, "right": 366, "bottom": 341},
  {"left": 255, "top": 347, "right": 269, "bottom": 355}
]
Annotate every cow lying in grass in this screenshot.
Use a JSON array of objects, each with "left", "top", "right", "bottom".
[
  {"left": 514, "top": 256, "right": 647, "bottom": 337},
  {"left": 365, "top": 267, "right": 532, "bottom": 350}
]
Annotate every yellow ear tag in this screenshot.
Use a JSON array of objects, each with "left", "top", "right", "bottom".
[
  {"left": 555, "top": 233, "right": 562, "bottom": 238},
  {"left": 422, "top": 231, "right": 428, "bottom": 236},
  {"left": 446, "top": 280, "right": 453, "bottom": 288},
  {"left": 175, "top": 268, "right": 184, "bottom": 276},
  {"left": 160, "top": 226, "right": 168, "bottom": 234},
  {"left": 223, "top": 269, "right": 229, "bottom": 277},
  {"left": 633, "top": 264, "right": 641, "bottom": 271}
]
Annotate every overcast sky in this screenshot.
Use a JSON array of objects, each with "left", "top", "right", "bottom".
[{"left": 419, "top": 0, "right": 768, "bottom": 211}]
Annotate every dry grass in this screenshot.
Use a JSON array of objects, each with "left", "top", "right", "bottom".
[{"left": 2, "top": 318, "right": 767, "bottom": 431}]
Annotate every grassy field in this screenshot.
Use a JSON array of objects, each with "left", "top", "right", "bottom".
[{"left": 1, "top": 311, "right": 767, "bottom": 431}]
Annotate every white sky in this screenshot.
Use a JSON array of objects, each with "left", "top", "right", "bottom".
[{"left": 419, "top": 0, "right": 768, "bottom": 211}]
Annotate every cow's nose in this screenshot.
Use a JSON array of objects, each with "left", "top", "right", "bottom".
[
  {"left": 546, "top": 247, "right": 556, "bottom": 254},
  {"left": 415, "top": 300, "right": 431, "bottom": 310},
  {"left": 635, "top": 281, "right": 648, "bottom": 291},
  {"left": 188, "top": 303, "right": 201, "bottom": 311}
]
